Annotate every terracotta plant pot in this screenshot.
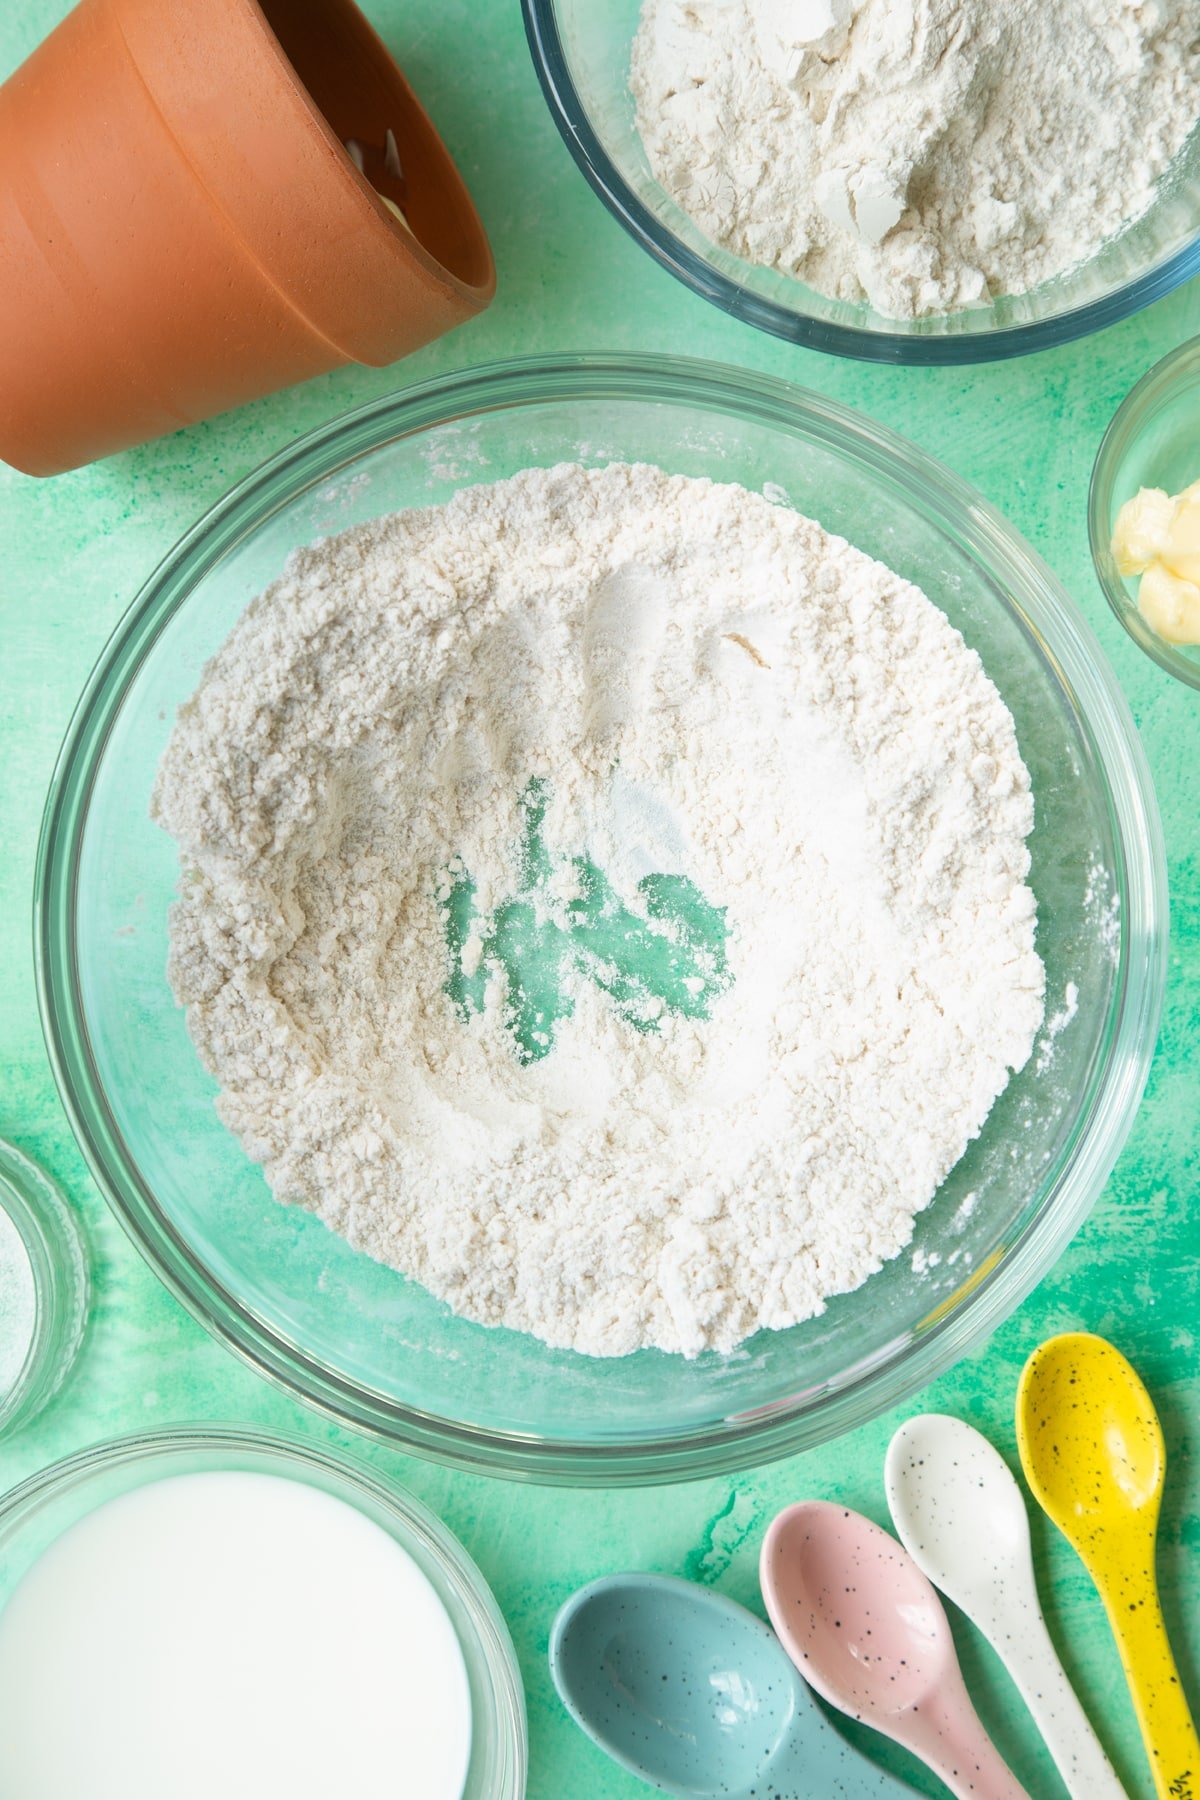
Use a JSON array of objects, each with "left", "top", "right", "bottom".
[{"left": 0, "top": 0, "right": 496, "bottom": 476}]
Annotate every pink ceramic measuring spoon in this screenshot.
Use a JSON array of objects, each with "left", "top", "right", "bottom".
[{"left": 761, "top": 1501, "right": 1031, "bottom": 1799}]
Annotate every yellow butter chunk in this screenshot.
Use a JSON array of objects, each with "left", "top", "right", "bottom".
[
  {"left": 1166, "top": 483, "right": 1200, "bottom": 584},
  {"left": 1137, "top": 561, "right": 1200, "bottom": 647},
  {"left": 1112, "top": 487, "right": 1175, "bottom": 576},
  {"left": 1111, "top": 475, "right": 1200, "bottom": 646}
]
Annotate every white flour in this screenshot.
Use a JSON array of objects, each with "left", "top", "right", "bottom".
[
  {"left": 631, "top": 0, "right": 1199, "bottom": 319},
  {"left": 153, "top": 464, "right": 1044, "bottom": 1357}
]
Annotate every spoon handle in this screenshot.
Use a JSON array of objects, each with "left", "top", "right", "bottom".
[
  {"left": 997, "top": 1609, "right": 1128, "bottom": 1799},
  {"left": 903, "top": 1691, "right": 1032, "bottom": 1800},
  {"left": 1106, "top": 1580, "right": 1200, "bottom": 1800}
]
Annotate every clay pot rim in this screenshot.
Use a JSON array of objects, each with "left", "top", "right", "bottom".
[{"left": 242, "top": 0, "right": 496, "bottom": 308}]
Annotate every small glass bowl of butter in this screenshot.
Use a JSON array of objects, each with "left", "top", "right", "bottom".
[{"left": 1090, "top": 335, "right": 1200, "bottom": 690}]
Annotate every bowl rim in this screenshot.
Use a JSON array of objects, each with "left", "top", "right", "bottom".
[
  {"left": 35, "top": 353, "right": 1167, "bottom": 1484},
  {"left": 0, "top": 1421, "right": 527, "bottom": 1798},
  {"left": 0, "top": 1141, "right": 88, "bottom": 1438},
  {"left": 520, "top": 0, "right": 1200, "bottom": 366},
  {"left": 1088, "top": 333, "right": 1200, "bottom": 692}
]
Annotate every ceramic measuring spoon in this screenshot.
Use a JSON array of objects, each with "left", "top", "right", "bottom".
[
  {"left": 761, "top": 1501, "right": 1031, "bottom": 1799},
  {"left": 1017, "top": 1333, "right": 1200, "bottom": 1800},
  {"left": 550, "top": 1571, "right": 917, "bottom": 1797},
  {"left": 886, "top": 1414, "right": 1127, "bottom": 1799}
]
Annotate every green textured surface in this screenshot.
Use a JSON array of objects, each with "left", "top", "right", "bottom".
[
  {"left": 0, "top": 3, "right": 1197, "bottom": 1795},
  {"left": 444, "top": 776, "right": 732, "bottom": 1059}
]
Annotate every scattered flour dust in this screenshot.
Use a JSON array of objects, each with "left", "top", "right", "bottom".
[
  {"left": 630, "top": 0, "right": 1199, "bottom": 319},
  {"left": 153, "top": 464, "right": 1045, "bottom": 1358}
]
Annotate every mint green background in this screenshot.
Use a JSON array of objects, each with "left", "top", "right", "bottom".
[{"left": 1, "top": 4, "right": 1197, "bottom": 1795}]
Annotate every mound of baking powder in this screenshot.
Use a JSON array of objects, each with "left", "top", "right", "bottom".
[
  {"left": 631, "top": 0, "right": 1199, "bottom": 319},
  {"left": 153, "top": 464, "right": 1044, "bottom": 1357}
]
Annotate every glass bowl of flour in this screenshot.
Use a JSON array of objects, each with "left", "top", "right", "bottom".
[
  {"left": 523, "top": 0, "right": 1200, "bottom": 362},
  {"left": 37, "top": 356, "right": 1165, "bottom": 1481}
]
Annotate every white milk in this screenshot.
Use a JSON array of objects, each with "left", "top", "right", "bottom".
[{"left": 0, "top": 1470, "right": 473, "bottom": 1799}]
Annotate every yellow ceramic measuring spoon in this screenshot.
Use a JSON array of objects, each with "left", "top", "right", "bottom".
[{"left": 1017, "top": 1333, "right": 1200, "bottom": 1800}]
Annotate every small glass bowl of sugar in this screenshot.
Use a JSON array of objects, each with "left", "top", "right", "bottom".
[{"left": 0, "top": 1142, "right": 88, "bottom": 1436}]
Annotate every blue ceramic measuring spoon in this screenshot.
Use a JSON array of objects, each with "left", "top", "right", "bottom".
[{"left": 550, "top": 1571, "right": 917, "bottom": 1797}]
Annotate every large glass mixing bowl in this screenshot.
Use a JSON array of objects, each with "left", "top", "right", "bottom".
[
  {"left": 37, "top": 357, "right": 1166, "bottom": 1483},
  {"left": 523, "top": 0, "right": 1200, "bottom": 363}
]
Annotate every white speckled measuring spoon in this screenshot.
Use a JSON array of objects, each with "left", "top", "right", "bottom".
[{"left": 886, "top": 1414, "right": 1128, "bottom": 1800}]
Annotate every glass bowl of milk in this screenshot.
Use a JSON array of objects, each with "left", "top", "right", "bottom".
[{"left": 0, "top": 1425, "right": 526, "bottom": 1800}]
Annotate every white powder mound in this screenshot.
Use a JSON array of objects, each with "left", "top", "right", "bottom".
[
  {"left": 153, "top": 464, "right": 1045, "bottom": 1358},
  {"left": 630, "top": 0, "right": 1199, "bottom": 319}
]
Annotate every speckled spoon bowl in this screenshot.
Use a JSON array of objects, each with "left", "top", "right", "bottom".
[
  {"left": 761, "top": 1501, "right": 1031, "bottom": 1799},
  {"left": 886, "top": 1414, "right": 1126, "bottom": 1799},
  {"left": 550, "top": 1571, "right": 916, "bottom": 1797},
  {"left": 1017, "top": 1333, "right": 1200, "bottom": 1800}
]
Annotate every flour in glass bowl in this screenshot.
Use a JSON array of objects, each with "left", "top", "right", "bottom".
[
  {"left": 630, "top": 0, "right": 1200, "bottom": 319},
  {"left": 153, "top": 464, "right": 1045, "bottom": 1358}
]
